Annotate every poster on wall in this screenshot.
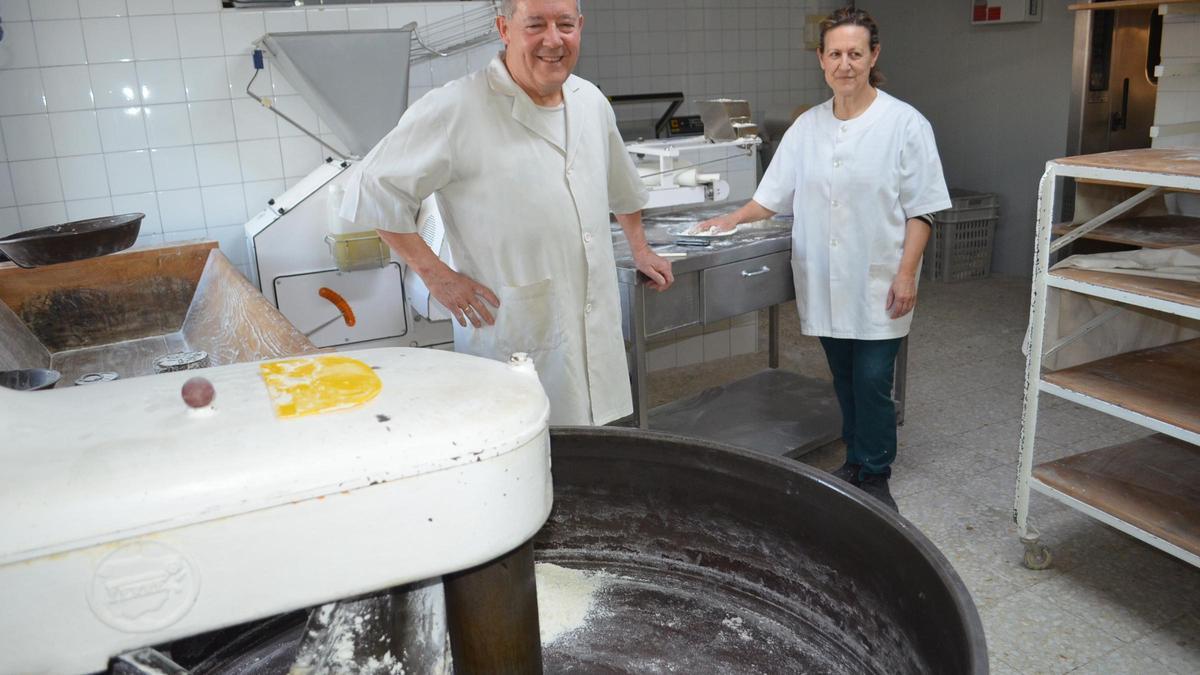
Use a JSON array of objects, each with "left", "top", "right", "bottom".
[{"left": 971, "top": 0, "right": 1043, "bottom": 25}]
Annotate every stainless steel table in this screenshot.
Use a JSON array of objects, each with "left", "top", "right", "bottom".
[{"left": 613, "top": 204, "right": 908, "bottom": 457}]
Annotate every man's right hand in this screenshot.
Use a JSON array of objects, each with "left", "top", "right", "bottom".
[
  {"left": 374, "top": 230, "right": 500, "bottom": 328},
  {"left": 426, "top": 266, "right": 500, "bottom": 328}
]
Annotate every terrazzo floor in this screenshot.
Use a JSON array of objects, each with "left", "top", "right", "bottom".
[{"left": 644, "top": 276, "right": 1200, "bottom": 675}]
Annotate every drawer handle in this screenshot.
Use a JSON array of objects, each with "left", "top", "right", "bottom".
[{"left": 741, "top": 266, "right": 771, "bottom": 278}]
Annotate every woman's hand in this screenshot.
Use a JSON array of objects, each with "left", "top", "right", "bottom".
[
  {"left": 691, "top": 213, "right": 740, "bottom": 235},
  {"left": 633, "top": 246, "right": 675, "bottom": 292},
  {"left": 886, "top": 273, "right": 918, "bottom": 319}
]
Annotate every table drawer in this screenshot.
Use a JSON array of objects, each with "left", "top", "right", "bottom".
[
  {"left": 620, "top": 271, "right": 702, "bottom": 340},
  {"left": 643, "top": 271, "right": 701, "bottom": 337},
  {"left": 702, "top": 251, "right": 793, "bottom": 323}
]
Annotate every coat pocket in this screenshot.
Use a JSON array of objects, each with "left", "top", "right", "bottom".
[
  {"left": 867, "top": 262, "right": 897, "bottom": 327},
  {"left": 494, "top": 278, "right": 564, "bottom": 359}
]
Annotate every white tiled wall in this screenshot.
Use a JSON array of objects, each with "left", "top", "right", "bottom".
[
  {"left": 0, "top": 0, "right": 831, "bottom": 251},
  {"left": 576, "top": 1, "right": 830, "bottom": 120},
  {"left": 0, "top": 0, "right": 832, "bottom": 365},
  {"left": 1152, "top": 10, "right": 1200, "bottom": 151}
]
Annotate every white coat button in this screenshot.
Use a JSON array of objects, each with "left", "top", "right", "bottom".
[
  {"left": 840, "top": 125, "right": 847, "bottom": 133},
  {"left": 831, "top": 200, "right": 839, "bottom": 208},
  {"left": 834, "top": 160, "right": 842, "bottom": 168},
  {"left": 583, "top": 232, "right": 593, "bottom": 244},
  {"left": 585, "top": 303, "right": 593, "bottom": 313},
  {"left": 831, "top": 240, "right": 839, "bottom": 248}
]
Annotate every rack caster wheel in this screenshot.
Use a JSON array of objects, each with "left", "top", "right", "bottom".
[{"left": 1022, "top": 542, "right": 1052, "bottom": 570}]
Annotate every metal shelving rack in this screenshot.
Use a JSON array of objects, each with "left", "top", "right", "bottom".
[{"left": 1015, "top": 148, "right": 1200, "bottom": 570}]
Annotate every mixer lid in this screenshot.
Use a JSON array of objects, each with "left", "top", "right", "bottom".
[{"left": 259, "top": 28, "right": 414, "bottom": 158}]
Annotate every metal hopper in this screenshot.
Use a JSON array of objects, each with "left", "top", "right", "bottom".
[{"left": 256, "top": 28, "right": 414, "bottom": 158}]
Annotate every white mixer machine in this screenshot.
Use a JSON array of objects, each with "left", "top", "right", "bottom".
[{"left": 0, "top": 348, "right": 552, "bottom": 673}]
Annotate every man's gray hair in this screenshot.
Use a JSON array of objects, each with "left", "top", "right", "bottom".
[{"left": 498, "top": 0, "right": 582, "bottom": 19}]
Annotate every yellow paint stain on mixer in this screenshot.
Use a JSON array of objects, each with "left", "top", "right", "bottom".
[{"left": 259, "top": 354, "right": 381, "bottom": 418}]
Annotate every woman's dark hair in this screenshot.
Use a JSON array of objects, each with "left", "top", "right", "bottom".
[{"left": 819, "top": 6, "right": 884, "bottom": 88}]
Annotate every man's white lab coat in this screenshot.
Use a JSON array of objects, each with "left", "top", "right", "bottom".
[{"left": 341, "top": 54, "right": 647, "bottom": 425}]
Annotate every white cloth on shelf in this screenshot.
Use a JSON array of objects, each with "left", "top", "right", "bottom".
[
  {"left": 1034, "top": 245, "right": 1200, "bottom": 370},
  {"left": 1053, "top": 244, "right": 1200, "bottom": 282}
]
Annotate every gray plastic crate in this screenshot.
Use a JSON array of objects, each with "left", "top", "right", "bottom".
[{"left": 922, "top": 189, "right": 998, "bottom": 282}]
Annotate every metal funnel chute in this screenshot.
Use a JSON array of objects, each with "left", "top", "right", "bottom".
[{"left": 258, "top": 28, "right": 413, "bottom": 158}]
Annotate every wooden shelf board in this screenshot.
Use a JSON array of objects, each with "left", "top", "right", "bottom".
[
  {"left": 1033, "top": 434, "right": 1200, "bottom": 557},
  {"left": 1042, "top": 338, "right": 1200, "bottom": 436},
  {"left": 1051, "top": 215, "right": 1200, "bottom": 249},
  {"left": 1048, "top": 267, "right": 1200, "bottom": 314},
  {"left": 1072, "top": 177, "right": 1200, "bottom": 194},
  {"left": 1056, "top": 149, "right": 1200, "bottom": 181},
  {"left": 1069, "top": 0, "right": 1197, "bottom": 10}
]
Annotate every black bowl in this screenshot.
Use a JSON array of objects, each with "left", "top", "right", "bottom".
[
  {"left": 0, "top": 213, "right": 143, "bottom": 268},
  {"left": 0, "top": 368, "right": 62, "bottom": 391}
]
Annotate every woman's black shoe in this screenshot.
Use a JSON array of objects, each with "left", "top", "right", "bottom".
[
  {"left": 830, "top": 462, "right": 861, "bottom": 486},
  {"left": 859, "top": 473, "right": 898, "bottom": 512}
]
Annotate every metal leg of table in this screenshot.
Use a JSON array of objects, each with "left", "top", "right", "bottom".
[
  {"left": 628, "top": 285, "right": 650, "bottom": 429},
  {"left": 894, "top": 336, "right": 909, "bottom": 426},
  {"left": 768, "top": 304, "right": 780, "bottom": 369},
  {"left": 443, "top": 541, "right": 543, "bottom": 674}
]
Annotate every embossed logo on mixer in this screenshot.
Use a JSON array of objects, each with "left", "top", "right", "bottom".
[{"left": 87, "top": 542, "right": 199, "bottom": 633}]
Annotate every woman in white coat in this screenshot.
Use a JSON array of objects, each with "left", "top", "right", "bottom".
[{"left": 700, "top": 7, "right": 951, "bottom": 510}]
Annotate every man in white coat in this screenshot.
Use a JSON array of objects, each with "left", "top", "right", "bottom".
[{"left": 340, "top": 0, "right": 673, "bottom": 426}]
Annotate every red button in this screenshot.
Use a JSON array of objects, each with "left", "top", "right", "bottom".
[
  {"left": 988, "top": 6, "right": 1002, "bottom": 20},
  {"left": 973, "top": 5, "right": 987, "bottom": 21}
]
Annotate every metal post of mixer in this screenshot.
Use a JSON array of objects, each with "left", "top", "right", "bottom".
[{"left": 443, "top": 541, "right": 543, "bottom": 674}]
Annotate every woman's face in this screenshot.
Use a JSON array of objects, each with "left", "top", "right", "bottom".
[{"left": 818, "top": 25, "right": 879, "bottom": 98}]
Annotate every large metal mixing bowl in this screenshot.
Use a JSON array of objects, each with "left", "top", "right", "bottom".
[
  {"left": 130, "top": 428, "right": 986, "bottom": 673},
  {"left": 538, "top": 427, "right": 986, "bottom": 673}
]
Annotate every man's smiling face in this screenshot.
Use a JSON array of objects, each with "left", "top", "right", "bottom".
[{"left": 498, "top": 0, "right": 583, "bottom": 106}]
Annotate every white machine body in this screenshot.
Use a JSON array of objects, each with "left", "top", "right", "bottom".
[
  {"left": 0, "top": 348, "right": 552, "bottom": 674},
  {"left": 244, "top": 162, "right": 454, "bottom": 351},
  {"left": 243, "top": 133, "right": 756, "bottom": 353}
]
